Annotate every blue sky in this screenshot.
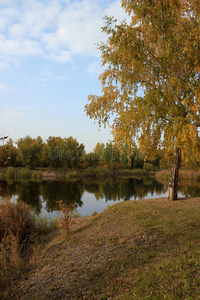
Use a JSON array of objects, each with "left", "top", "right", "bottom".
[{"left": 0, "top": 0, "right": 129, "bottom": 152}]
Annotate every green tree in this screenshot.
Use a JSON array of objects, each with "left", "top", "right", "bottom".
[
  {"left": 85, "top": 0, "right": 200, "bottom": 200},
  {"left": 103, "top": 142, "right": 121, "bottom": 167},
  {"left": 94, "top": 142, "right": 105, "bottom": 161},
  {"left": 62, "top": 136, "right": 85, "bottom": 169},
  {"left": 17, "top": 136, "right": 44, "bottom": 169},
  {"left": 43, "top": 136, "right": 64, "bottom": 169},
  {"left": 84, "top": 152, "right": 100, "bottom": 168},
  {"left": 0, "top": 138, "right": 18, "bottom": 167},
  {"left": 44, "top": 136, "right": 85, "bottom": 169}
]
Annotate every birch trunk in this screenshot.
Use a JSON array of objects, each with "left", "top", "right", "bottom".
[{"left": 167, "top": 148, "right": 181, "bottom": 201}]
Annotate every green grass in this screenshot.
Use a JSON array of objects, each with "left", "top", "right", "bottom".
[
  {"left": 116, "top": 168, "right": 148, "bottom": 177},
  {"left": 4, "top": 167, "right": 42, "bottom": 181},
  {"left": 84, "top": 199, "right": 200, "bottom": 299},
  {"left": 9, "top": 197, "right": 200, "bottom": 299}
]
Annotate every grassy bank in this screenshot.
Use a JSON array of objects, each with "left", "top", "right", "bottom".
[
  {"left": 7, "top": 197, "right": 200, "bottom": 299},
  {"left": 0, "top": 167, "right": 150, "bottom": 182},
  {"left": 4, "top": 167, "right": 42, "bottom": 181},
  {"left": 155, "top": 169, "right": 200, "bottom": 182},
  {"left": 66, "top": 167, "right": 149, "bottom": 180},
  {"left": 2, "top": 167, "right": 200, "bottom": 182}
]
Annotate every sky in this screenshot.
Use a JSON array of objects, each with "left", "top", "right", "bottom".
[{"left": 0, "top": 0, "right": 129, "bottom": 152}]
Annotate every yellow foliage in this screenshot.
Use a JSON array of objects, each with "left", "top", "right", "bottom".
[{"left": 85, "top": 0, "right": 200, "bottom": 164}]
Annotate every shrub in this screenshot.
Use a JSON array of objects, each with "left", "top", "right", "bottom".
[
  {"left": 56, "top": 201, "right": 76, "bottom": 235},
  {"left": 116, "top": 169, "right": 148, "bottom": 177},
  {"left": 143, "top": 163, "right": 154, "bottom": 172},
  {"left": 82, "top": 166, "right": 112, "bottom": 177},
  {"left": 18, "top": 168, "right": 31, "bottom": 179},
  {"left": 65, "top": 171, "right": 80, "bottom": 180},
  {"left": 82, "top": 167, "right": 97, "bottom": 177},
  {"left": 95, "top": 166, "right": 112, "bottom": 177},
  {"left": 5, "top": 167, "right": 16, "bottom": 180}
]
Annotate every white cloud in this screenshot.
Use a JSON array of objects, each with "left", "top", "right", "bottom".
[
  {"left": 0, "top": 35, "right": 43, "bottom": 56},
  {"left": 0, "top": 7, "right": 18, "bottom": 31},
  {"left": 0, "top": 0, "right": 129, "bottom": 63},
  {"left": 47, "top": 51, "right": 72, "bottom": 63}
]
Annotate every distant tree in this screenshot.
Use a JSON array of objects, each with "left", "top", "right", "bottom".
[
  {"left": 85, "top": 0, "right": 200, "bottom": 200},
  {"left": 94, "top": 142, "right": 105, "bottom": 161},
  {"left": 44, "top": 136, "right": 85, "bottom": 169},
  {"left": 17, "top": 136, "right": 43, "bottom": 169},
  {"left": 83, "top": 152, "right": 100, "bottom": 168},
  {"left": 103, "top": 142, "right": 121, "bottom": 167},
  {"left": 0, "top": 138, "right": 18, "bottom": 167},
  {"left": 62, "top": 136, "right": 85, "bottom": 169},
  {"left": 44, "top": 136, "right": 64, "bottom": 169}
]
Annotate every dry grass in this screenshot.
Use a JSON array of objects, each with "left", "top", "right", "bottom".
[
  {"left": 0, "top": 200, "right": 35, "bottom": 292},
  {"left": 155, "top": 169, "right": 200, "bottom": 181},
  {"left": 9, "top": 197, "right": 200, "bottom": 300},
  {"left": 0, "top": 200, "right": 34, "bottom": 244},
  {"left": 0, "top": 200, "right": 57, "bottom": 297}
]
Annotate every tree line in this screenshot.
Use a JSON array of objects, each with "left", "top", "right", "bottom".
[
  {"left": 0, "top": 135, "right": 167, "bottom": 170},
  {"left": 0, "top": 135, "right": 198, "bottom": 171}
]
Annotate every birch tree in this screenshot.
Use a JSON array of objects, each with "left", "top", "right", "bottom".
[{"left": 85, "top": 0, "right": 200, "bottom": 200}]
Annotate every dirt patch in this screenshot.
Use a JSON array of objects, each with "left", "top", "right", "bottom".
[{"left": 41, "top": 171, "right": 66, "bottom": 181}]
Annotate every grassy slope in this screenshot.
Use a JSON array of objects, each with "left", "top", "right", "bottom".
[{"left": 10, "top": 197, "right": 200, "bottom": 299}]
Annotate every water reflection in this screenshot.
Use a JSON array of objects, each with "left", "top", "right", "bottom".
[
  {"left": 82, "top": 177, "right": 166, "bottom": 202},
  {"left": 0, "top": 177, "right": 199, "bottom": 217}
]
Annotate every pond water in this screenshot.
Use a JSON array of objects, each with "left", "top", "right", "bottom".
[{"left": 0, "top": 177, "right": 199, "bottom": 219}]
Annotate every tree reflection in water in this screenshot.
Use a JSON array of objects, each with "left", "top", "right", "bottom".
[{"left": 0, "top": 177, "right": 198, "bottom": 216}]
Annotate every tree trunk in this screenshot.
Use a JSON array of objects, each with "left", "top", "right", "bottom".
[{"left": 167, "top": 147, "right": 181, "bottom": 201}]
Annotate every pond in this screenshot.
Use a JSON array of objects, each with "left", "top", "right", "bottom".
[{"left": 0, "top": 177, "right": 199, "bottom": 219}]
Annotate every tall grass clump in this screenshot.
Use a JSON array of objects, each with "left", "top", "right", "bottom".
[
  {"left": 5, "top": 167, "right": 16, "bottom": 180},
  {"left": 5, "top": 167, "right": 32, "bottom": 181},
  {"left": 155, "top": 169, "right": 171, "bottom": 181},
  {"left": 0, "top": 200, "right": 35, "bottom": 290},
  {"left": 31, "top": 171, "right": 42, "bottom": 181},
  {"left": 156, "top": 169, "right": 200, "bottom": 182}
]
